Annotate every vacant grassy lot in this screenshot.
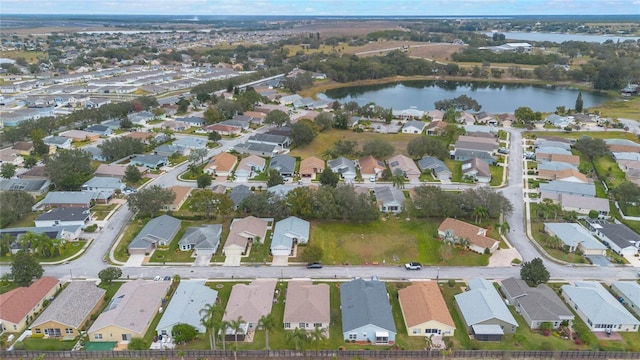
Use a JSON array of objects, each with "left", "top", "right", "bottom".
[
  {"left": 590, "top": 96, "right": 640, "bottom": 120},
  {"left": 2, "top": 50, "right": 48, "bottom": 62},
  {"left": 288, "top": 128, "right": 419, "bottom": 160},
  {"left": 526, "top": 130, "right": 640, "bottom": 142},
  {"left": 92, "top": 204, "right": 118, "bottom": 221},
  {"left": 1, "top": 211, "right": 40, "bottom": 229},
  {"left": 592, "top": 155, "right": 627, "bottom": 188},
  {"left": 307, "top": 217, "right": 489, "bottom": 266}
]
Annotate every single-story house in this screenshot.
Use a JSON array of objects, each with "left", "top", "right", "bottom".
[
  {"left": 156, "top": 280, "right": 218, "bottom": 336},
  {"left": 37, "top": 191, "right": 93, "bottom": 209},
  {"left": 283, "top": 280, "right": 330, "bottom": 332},
  {"left": 130, "top": 154, "right": 168, "bottom": 169},
  {"left": 1, "top": 226, "right": 82, "bottom": 249},
  {"left": 545, "top": 114, "right": 572, "bottom": 128},
  {"left": 544, "top": 168, "right": 589, "bottom": 183},
  {"left": 17, "top": 166, "right": 48, "bottom": 180},
  {"left": 537, "top": 161, "right": 578, "bottom": 179},
  {"left": 455, "top": 135, "right": 498, "bottom": 152},
  {"left": 535, "top": 151, "right": 581, "bottom": 166},
  {"left": 43, "top": 136, "right": 72, "bottom": 150},
  {"left": 235, "top": 155, "right": 266, "bottom": 181},
  {"left": 173, "top": 136, "right": 208, "bottom": 150},
  {"left": 84, "top": 146, "right": 108, "bottom": 162},
  {"left": 399, "top": 281, "right": 455, "bottom": 337},
  {"left": 0, "top": 277, "right": 61, "bottom": 333},
  {"left": 60, "top": 130, "right": 99, "bottom": 142},
  {"left": 455, "top": 278, "right": 517, "bottom": 341},
  {"left": 611, "top": 281, "right": 640, "bottom": 318},
  {"left": 556, "top": 193, "right": 610, "bottom": 217},
  {"left": 129, "top": 111, "right": 155, "bottom": 126},
  {"left": 178, "top": 224, "right": 222, "bottom": 256},
  {"left": 128, "top": 215, "right": 181, "bottom": 256},
  {"left": 539, "top": 180, "right": 595, "bottom": 198},
  {"left": 163, "top": 185, "right": 192, "bottom": 212},
  {"left": 11, "top": 141, "right": 34, "bottom": 156},
  {"left": 86, "top": 125, "right": 112, "bottom": 137},
  {"left": 327, "top": 157, "right": 357, "bottom": 183},
  {"left": 543, "top": 222, "right": 606, "bottom": 255},
  {"left": 402, "top": 120, "right": 427, "bottom": 134},
  {"left": 417, "top": 156, "right": 451, "bottom": 181},
  {"left": 0, "top": 178, "right": 50, "bottom": 196},
  {"left": 438, "top": 218, "right": 499, "bottom": 254},
  {"left": 462, "top": 158, "right": 492, "bottom": 183},
  {"left": 95, "top": 164, "right": 147, "bottom": 179},
  {"left": 476, "top": 112, "right": 498, "bottom": 125},
  {"left": 88, "top": 279, "right": 171, "bottom": 342},
  {"left": 267, "top": 184, "right": 298, "bottom": 198},
  {"left": 605, "top": 139, "right": 640, "bottom": 153},
  {"left": 224, "top": 216, "right": 269, "bottom": 257},
  {"left": 233, "top": 142, "right": 280, "bottom": 158},
  {"left": 248, "top": 133, "right": 291, "bottom": 148},
  {"left": 82, "top": 177, "right": 125, "bottom": 193},
  {"left": 0, "top": 147, "right": 24, "bottom": 166},
  {"left": 223, "top": 279, "right": 277, "bottom": 337},
  {"left": 229, "top": 184, "right": 253, "bottom": 209},
  {"left": 426, "top": 121, "right": 448, "bottom": 136},
  {"left": 175, "top": 116, "right": 205, "bottom": 127},
  {"left": 270, "top": 216, "right": 310, "bottom": 257},
  {"left": 205, "top": 123, "right": 242, "bottom": 136},
  {"left": 126, "top": 131, "right": 167, "bottom": 144},
  {"left": 34, "top": 207, "right": 91, "bottom": 229},
  {"left": 562, "top": 282, "right": 639, "bottom": 332},
  {"left": 341, "top": 278, "right": 396, "bottom": 345},
  {"left": 162, "top": 120, "right": 188, "bottom": 132},
  {"left": 455, "top": 149, "right": 496, "bottom": 164},
  {"left": 393, "top": 107, "right": 425, "bottom": 120},
  {"left": 374, "top": 186, "right": 406, "bottom": 214},
  {"left": 358, "top": 155, "right": 386, "bottom": 181},
  {"left": 500, "top": 277, "right": 574, "bottom": 330},
  {"left": 589, "top": 222, "right": 640, "bottom": 256},
  {"left": 269, "top": 154, "right": 296, "bottom": 178},
  {"left": 387, "top": 154, "right": 421, "bottom": 183},
  {"left": 299, "top": 156, "right": 325, "bottom": 178},
  {"left": 31, "top": 281, "right": 105, "bottom": 339},
  {"left": 204, "top": 152, "right": 238, "bottom": 176}
]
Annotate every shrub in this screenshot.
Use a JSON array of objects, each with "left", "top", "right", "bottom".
[
  {"left": 447, "top": 279, "right": 456, "bottom": 288},
  {"left": 84, "top": 224, "right": 98, "bottom": 233}
]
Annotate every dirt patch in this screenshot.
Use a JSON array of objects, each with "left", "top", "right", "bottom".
[
  {"left": 301, "top": 20, "right": 404, "bottom": 38},
  {"left": 407, "top": 43, "right": 465, "bottom": 62}
]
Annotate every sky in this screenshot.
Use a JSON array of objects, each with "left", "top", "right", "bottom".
[{"left": 2, "top": 0, "right": 639, "bottom": 16}]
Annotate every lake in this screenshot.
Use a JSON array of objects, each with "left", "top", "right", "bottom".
[
  {"left": 322, "top": 81, "right": 613, "bottom": 113},
  {"left": 483, "top": 31, "right": 640, "bottom": 44}
]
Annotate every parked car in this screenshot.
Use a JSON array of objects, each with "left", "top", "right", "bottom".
[
  {"left": 306, "top": 262, "right": 323, "bottom": 269},
  {"left": 405, "top": 262, "right": 422, "bottom": 270},
  {"left": 163, "top": 276, "right": 171, "bottom": 281}
]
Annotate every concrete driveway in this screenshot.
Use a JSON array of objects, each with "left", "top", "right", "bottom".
[
  {"left": 271, "top": 255, "right": 289, "bottom": 266},
  {"left": 193, "top": 253, "right": 212, "bottom": 266},
  {"left": 488, "top": 248, "right": 522, "bottom": 267},
  {"left": 223, "top": 255, "right": 242, "bottom": 266}
]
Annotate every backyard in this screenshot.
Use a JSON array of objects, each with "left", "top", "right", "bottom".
[{"left": 303, "top": 217, "right": 489, "bottom": 266}]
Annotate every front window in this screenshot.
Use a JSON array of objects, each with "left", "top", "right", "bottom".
[
  {"left": 313, "top": 323, "right": 322, "bottom": 329},
  {"left": 94, "top": 334, "right": 103, "bottom": 340},
  {"left": 348, "top": 333, "right": 357, "bottom": 340},
  {"left": 299, "top": 323, "right": 306, "bottom": 329},
  {"left": 284, "top": 323, "right": 290, "bottom": 329},
  {"left": 375, "top": 335, "right": 389, "bottom": 344},
  {"left": 65, "top": 328, "right": 73, "bottom": 334}
]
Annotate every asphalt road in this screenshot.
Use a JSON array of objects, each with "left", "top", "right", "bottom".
[{"left": 42, "top": 126, "right": 640, "bottom": 283}]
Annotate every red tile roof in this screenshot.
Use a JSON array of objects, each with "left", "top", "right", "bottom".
[{"left": 0, "top": 277, "right": 60, "bottom": 324}]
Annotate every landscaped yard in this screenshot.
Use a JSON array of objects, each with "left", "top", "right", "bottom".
[
  {"left": 592, "top": 155, "right": 626, "bottom": 188},
  {"left": 92, "top": 204, "right": 118, "bottom": 221},
  {"left": 304, "top": 217, "right": 489, "bottom": 266},
  {"left": 149, "top": 218, "right": 231, "bottom": 263},
  {"left": 490, "top": 165, "right": 504, "bottom": 186},
  {"left": 444, "top": 158, "right": 463, "bottom": 182},
  {"left": 529, "top": 221, "right": 587, "bottom": 264},
  {"left": 20, "top": 338, "right": 76, "bottom": 351},
  {"left": 114, "top": 218, "right": 149, "bottom": 262},
  {"left": 0, "top": 240, "right": 87, "bottom": 263}
]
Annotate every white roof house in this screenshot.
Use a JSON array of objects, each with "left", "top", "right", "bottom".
[
  {"left": 156, "top": 280, "right": 218, "bottom": 335},
  {"left": 270, "top": 216, "right": 310, "bottom": 257},
  {"left": 611, "top": 281, "right": 640, "bottom": 318},
  {"left": 562, "top": 282, "right": 640, "bottom": 332},
  {"left": 544, "top": 222, "right": 606, "bottom": 255},
  {"left": 401, "top": 120, "right": 427, "bottom": 134}
]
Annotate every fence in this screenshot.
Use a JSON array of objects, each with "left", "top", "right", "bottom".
[{"left": 2, "top": 349, "right": 640, "bottom": 359}]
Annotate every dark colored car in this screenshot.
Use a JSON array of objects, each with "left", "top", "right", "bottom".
[
  {"left": 306, "top": 262, "right": 323, "bottom": 269},
  {"left": 405, "top": 262, "right": 422, "bottom": 270}
]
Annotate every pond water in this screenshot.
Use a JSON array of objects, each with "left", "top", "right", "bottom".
[
  {"left": 322, "top": 81, "right": 614, "bottom": 113},
  {"left": 483, "top": 31, "right": 640, "bottom": 44}
]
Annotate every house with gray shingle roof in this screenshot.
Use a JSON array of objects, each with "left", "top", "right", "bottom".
[
  {"left": 43, "top": 136, "right": 72, "bottom": 150},
  {"left": 229, "top": 184, "right": 253, "bottom": 209},
  {"left": 401, "top": 120, "right": 427, "bottom": 134},
  {"left": 269, "top": 154, "right": 296, "bottom": 177},
  {"left": 455, "top": 278, "right": 517, "bottom": 341},
  {"left": 611, "top": 281, "right": 640, "bottom": 318},
  {"left": 37, "top": 191, "right": 93, "bottom": 210},
  {"left": 417, "top": 156, "right": 451, "bottom": 181},
  {"left": 327, "top": 157, "right": 356, "bottom": 183},
  {"left": 271, "top": 216, "right": 309, "bottom": 257},
  {"left": 128, "top": 215, "right": 181, "bottom": 256},
  {"left": 130, "top": 154, "right": 168, "bottom": 169},
  {"left": 500, "top": 277, "right": 574, "bottom": 330},
  {"left": 35, "top": 207, "right": 91, "bottom": 229},
  {"left": 341, "top": 278, "right": 396, "bottom": 345},
  {"left": 374, "top": 186, "right": 406, "bottom": 214},
  {"left": 540, "top": 180, "right": 595, "bottom": 198},
  {"left": 589, "top": 222, "right": 640, "bottom": 257},
  {"left": 86, "top": 124, "right": 112, "bottom": 137},
  {"left": 0, "top": 178, "right": 50, "bottom": 196},
  {"left": 31, "top": 281, "right": 106, "bottom": 339},
  {"left": 562, "top": 282, "right": 640, "bottom": 332},
  {"left": 178, "top": 224, "right": 222, "bottom": 256},
  {"left": 156, "top": 281, "right": 218, "bottom": 335},
  {"left": 233, "top": 142, "right": 280, "bottom": 158}
]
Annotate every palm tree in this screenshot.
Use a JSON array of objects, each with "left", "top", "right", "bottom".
[
  {"left": 392, "top": 173, "right": 405, "bottom": 189},
  {"left": 310, "top": 326, "right": 326, "bottom": 351},
  {"left": 425, "top": 334, "right": 435, "bottom": 350},
  {"left": 499, "top": 221, "right": 510, "bottom": 235},
  {"left": 259, "top": 314, "right": 276, "bottom": 350},
  {"left": 285, "top": 327, "right": 309, "bottom": 352},
  {"left": 458, "top": 237, "right": 471, "bottom": 249},
  {"left": 229, "top": 316, "right": 245, "bottom": 351},
  {"left": 199, "top": 302, "right": 223, "bottom": 349},
  {"left": 546, "top": 235, "right": 563, "bottom": 250},
  {"left": 220, "top": 320, "right": 230, "bottom": 351},
  {"left": 472, "top": 206, "right": 488, "bottom": 224}
]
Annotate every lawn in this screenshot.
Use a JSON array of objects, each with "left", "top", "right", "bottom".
[
  {"left": 589, "top": 96, "right": 640, "bottom": 120},
  {"left": 306, "top": 217, "right": 488, "bottom": 266},
  {"left": 526, "top": 130, "right": 640, "bottom": 142},
  {"left": 592, "top": 155, "right": 627, "bottom": 188},
  {"left": 386, "top": 282, "right": 434, "bottom": 350},
  {"left": 444, "top": 158, "right": 463, "bottom": 182},
  {"left": 529, "top": 221, "right": 586, "bottom": 264},
  {"left": 288, "top": 128, "right": 420, "bottom": 159},
  {"left": 0, "top": 281, "right": 21, "bottom": 295},
  {"left": 92, "top": 204, "right": 118, "bottom": 221},
  {"left": 21, "top": 338, "right": 76, "bottom": 351},
  {"left": 1, "top": 211, "right": 40, "bottom": 229},
  {"left": 2, "top": 50, "right": 48, "bottom": 62},
  {"left": 490, "top": 164, "right": 504, "bottom": 186},
  {"left": 114, "top": 217, "right": 149, "bottom": 262},
  {"left": 0, "top": 240, "right": 87, "bottom": 263}
]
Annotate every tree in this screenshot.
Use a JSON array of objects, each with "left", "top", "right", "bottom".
[
  {"left": 1, "top": 163, "right": 16, "bottom": 179},
  {"left": 259, "top": 314, "right": 276, "bottom": 350},
  {"left": 127, "top": 185, "right": 175, "bottom": 217},
  {"left": 520, "top": 257, "right": 550, "bottom": 287},
  {"left": 290, "top": 121, "right": 315, "bottom": 146},
  {"left": 315, "top": 112, "right": 333, "bottom": 131},
  {"left": 203, "top": 106, "right": 224, "bottom": 124},
  {"left": 30, "top": 129, "right": 49, "bottom": 156},
  {"left": 575, "top": 91, "right": 584, "bottom": 113},
  {"left": 406, "top": 136, "right": 448, "bottom": 159},
  {"left": 98, "top": 137, "right": 145, "bottom": 161},
  {"left": 392, "top": 173, "right": 405, "bottom": 189},
  {"left": 120, "top": 116, "right": 133, "bottom": 129},
  {"left": 208, "top": 131, "right": 221, "bottom": 142},
  {"left": 124, "top": 164, "right": 142, "bottom": 184},
  {"left": 127, "top": 337, "right": 149, "bottom": 350},
  {"left": 434, "top": 95, "right": 481, "bottom": 111},
  {"left": 200, "top": 302, "right": 224, "bottom": 349},
  {"left": 472, "top": 206, "right": 488, "bottom": 224},
  {"left": 514, "top": 106, "right": 535, "bottom": 124},
  {"left": 98, "top": 267, "right": 122, "bottom": 284},
  {"left": 197, "top": 174, "right": 213, "bottom": 189},
  {"left": 572, "top": 137, "right": 609, "bottom": 161},
  {"left": 172, "top": 323, "right": 198, "bottom": 344},
  {"left": 319, "top": 167, "right": 339, "bottom": 187},
  {"left": 267, "top": 169, "right": 284, "bottom": 187},
  {"left": 11, "top": 250, "right": 44, "bottom": 286},
  {"left": 229, "top": 316, "right": 245, "bottom": 351},
  {"left": 265, "top": 110, "right": 290, "bottom": 128},
  {"left": 176, "top": 98, "right": 191, "bottom": 114},
  {"left": 362, "top": 138, "right": 394, "bottom": 159},
  {"left": 23, "top": 156, "right": 38, "bottom": 169},
  {"left": 45, "top": 149, "right": 93, "bottom": 190},
  {"left": 300, "top": 244, "right": 323, "bottom": 263},
  {"left": 189, "top": 148, "right": 209, "bottom": 166},
  {"left": 285, "top": 327, "right": 310, "bottom": 351},
  {"left": 588, "top": 209, "right": 600, "bottom": 219},
  {"left": 0, "top": 191, "right": 35, "bottom": 227},
  {"left": 310, "top": 326, "right": 326, "bottom": 351}
]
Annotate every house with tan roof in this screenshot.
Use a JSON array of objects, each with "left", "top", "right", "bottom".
[
  {"left": 299, "top": 156, "right": 325, "bottom": 178},
  {"left": 95, "top": 164, "right": 148, "bottom": 179},
  {"left": 358, "top": 155, "right": 386, "bottom": 181},
  {"left": 438, "top": 218, "right": 499, "bottom": 254},
  {"left": 223, "top": 279, "right": 277, "bottom": 338},
  {"left": 605, "top": 139, "right": 640, "bottom": 153},
  {"left": 204, "top": 152, "right": 238, "bottom": 177},
  {"left": 398, "top": 281, "right": 455, "bottom": 337},
  {"left": 204, "top": 123, "right": 242, "bottom": 136},
  {"left": 0, "top": 147, "right": 24, "bottom": 166},
  {"left": 88, "top": 279, "right": 171, "bottom": 343},
  {"left": 60, "top": 129, "right": 99, "bottom": 142},
  {"left": 11, "top": 141, "right": 33, "bottom": 156},
  {"left": 243, "top": 111, "right": 267, "bottom": 124},
  {"left": 426, "top": 121, "right": 448, "bottom": 136},
  {"left": 223, "top": 216, "right": 270, "bottom": 257},
  {"left": 283, "top": 280, "right": 330, "bottom": 332},
  {"left": 235, "top": 155, "right": 266, "bottom": 181},
  {"left": 539, "top": 167, "right": 588, "bottom": 183},
  {"left": 0, "top": 277, "right": 61, "bottom": 333},
  {"left": 31, "top": 281, "right": 106, "bottom": 339},
  {"left": 387, "top": 154, "right": 421, "bottom": 183},
  {"left": 536, "top": 151, "right": 580, "bottom": 166},
  {"left": 163, "top": 185, "right": 192, "bottom": 211}
]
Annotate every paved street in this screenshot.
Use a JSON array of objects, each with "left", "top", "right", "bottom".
[{"left": 41, "top": 126, "right": 640, "bottom": 283}]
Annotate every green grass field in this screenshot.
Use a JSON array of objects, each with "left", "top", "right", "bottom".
[
  {"left": 306, "top": 217, "right": 488, "bottom": 266},
  {"left": 526, "top": 130, "right": 640, "bottom": 141},
  {"left": 592, "top": 155, "right": 627, "bottom": 188},
  {"left": 490, "top": 165, "right": 504, "bottom": 186}
]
